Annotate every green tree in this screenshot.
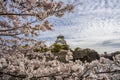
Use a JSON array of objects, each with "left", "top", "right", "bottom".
[{"left": 73, "top": 48, "right": 100, "bottom": 62}]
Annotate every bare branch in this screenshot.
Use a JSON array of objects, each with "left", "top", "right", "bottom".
[
  {"left": 0, "top": 71, "right": 27, "bottom": 78},
  {"left": 0, "top": 33, "right": 19, "bottom": 36},
  {"left": 0, "top": 13, "right": 34, "bottom": 16},
  {"left": 96, "top": 70, "right": 120, "bottom": 74},
  {"left": 0, "top": 20, "right": 37, "bottom": 32}
]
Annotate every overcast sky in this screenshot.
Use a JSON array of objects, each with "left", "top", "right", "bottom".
[{"left": 37, "top": 0, "right": 120, "bottom": 54}]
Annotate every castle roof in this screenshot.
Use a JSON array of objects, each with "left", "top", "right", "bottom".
[{"left": 57, "top": 34, "right": 64, "bottom": 39}]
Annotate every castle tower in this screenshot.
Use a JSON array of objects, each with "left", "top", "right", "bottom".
[
  {"left": 55, "top": 34, "right": 67, "bottom": 45},
  {"left": 50, "top": 34, "right": 69, "bottom": 52}
]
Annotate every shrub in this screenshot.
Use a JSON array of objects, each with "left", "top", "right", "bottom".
[
  {"left": 33, "top": 47, "right": 49, "bottom": 52},
  {"left": 102, "top": 51, "right": 120, "bottom": 60},
  {"left": 21, "top": 44, "right": 29, "bottom": 49},
  {"left": 74, "top": 47, "right": 81, "bottom": 51},
  {"left": 111, "top": 51, "right": 120, "bottom": 57},
  {"left": 73, "top": 48, "right": 100, "bottom": 62},
  {"left": 51, "top": 44, "right": 63, "bottom": 52}
]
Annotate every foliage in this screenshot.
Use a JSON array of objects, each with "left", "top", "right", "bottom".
[
  {"left": 74, "top": 47, "right": 81, "bottom": 51},
  {"left": 101, "top": 51, "right": 120, "bottom": 60},
  {"left": 51, "top": 43, "right": 69, "bottom": 53},
  {"left": 21, "top": 44, "right": 29, "bottom": 49},
  {"left": 73, "top": 48, "right": 100, "bottom": 62},
  {"left": 33, "top": 47, "right": 41, "bottom": 52},
  {"left": 33, "top": 47, "right": 48, "bottom": 52},
  {"left": 83, "top": 48, "right": 100, "bottom": 62},
  {"left": 51, "top": 43, "right": 63, "bottom": 52},
  {"left": 21, "top": 42, "right": 49, "bottom": 52},
  {"left": 111, "top": 51, "right": 120, "bottom": 57}
]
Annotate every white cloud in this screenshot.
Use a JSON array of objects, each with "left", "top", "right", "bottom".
[{"left": 38, "top": 0, "right": 120, "bottom": 54}]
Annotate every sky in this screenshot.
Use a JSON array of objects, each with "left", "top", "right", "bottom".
[{"left": 37, "top": 0, "right": 120, "bottom": 54}]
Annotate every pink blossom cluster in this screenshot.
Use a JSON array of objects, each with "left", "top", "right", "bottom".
[{"left": 0, "top": 46, "right": 120, "bottom": 80}]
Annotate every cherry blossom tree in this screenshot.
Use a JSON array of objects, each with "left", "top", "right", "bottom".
[
  {"left": 0, "top": 45, "right": 120, "bottom": 80},
  {"left": 0, "top": 0, "right": 120, "bottom": 80},
  {"left": 0, "top": 0, "right": 79, "bottom": 46}
]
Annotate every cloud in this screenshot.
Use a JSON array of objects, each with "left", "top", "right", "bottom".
[
  {"left": 99, "top": 39, "right": 120, "bottom": 48},
  {"left": 38, "top": 0, "right": 120, "bottom": 53}
]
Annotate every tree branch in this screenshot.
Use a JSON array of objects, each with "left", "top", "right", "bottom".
[
  {"left": 0, "top": 20, "right": 37, "bottom": 32},
  {"left": 0, "top": 71, "right": 62, "bottom": 79},
  {"left": 0, "top": 33, "right": 19, "bottom": 36},
  {"left": 0, "top": 71, "right": 27, "bottom": 78},
  {"left": 0, "top": 13, "right": 34, "bottom": 16},
  {"left": 96, "top": 70, "right": 120, "bottom": 74}
]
